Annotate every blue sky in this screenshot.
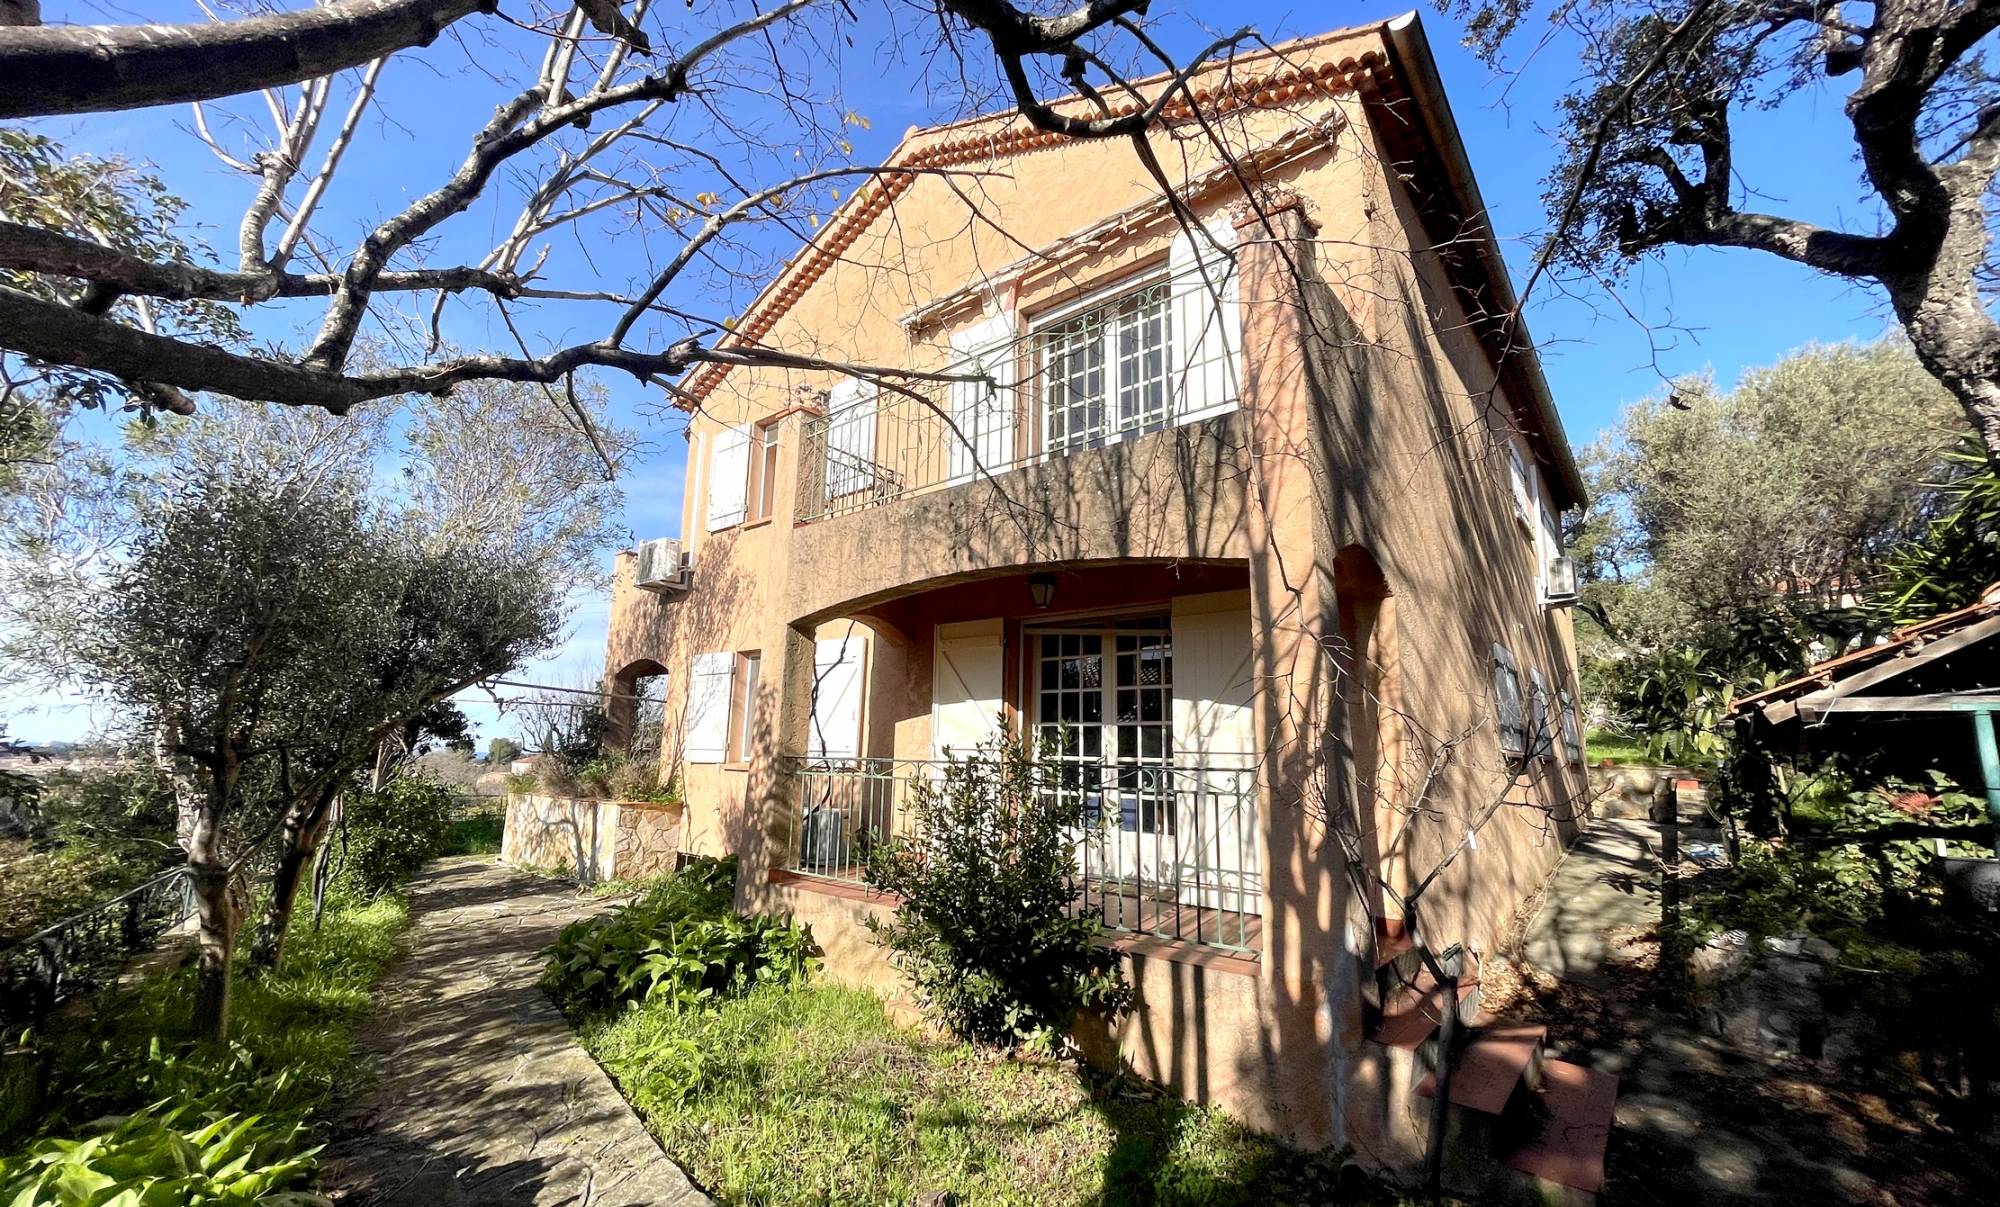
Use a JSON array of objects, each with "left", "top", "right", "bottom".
[{"left": 4, "top": 2, "right": 1894, "bottom": 745}]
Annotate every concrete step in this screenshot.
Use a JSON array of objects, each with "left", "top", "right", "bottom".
[
  {"left": 1502, "top": 1057, "right": 1619, "bottom": 1199},
  {"left": 1414, "top": 1021, "right": 1547, "bottom": 1114}
]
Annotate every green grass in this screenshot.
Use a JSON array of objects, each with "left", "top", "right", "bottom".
[
  {"left": 1585, "top": 728, "right": 1658, "bottom": 765},
  {"left": 583, "top": 980, "right": 1396, "bottom": 1207},
  {"left": 442, "top": 810, "right": 505, "bottom": 856},
  {"left": 27, "top": 888, "right": 412, "bottom": 1138}
]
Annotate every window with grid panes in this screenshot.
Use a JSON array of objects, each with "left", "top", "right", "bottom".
[
  {"left": 1033, "top": 618, "right": 1173, "bottom": 834},
  {"left": 1038, "top": 280, "right": 1172, "bottom": 454}
]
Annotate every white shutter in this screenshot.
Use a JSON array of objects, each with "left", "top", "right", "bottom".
[
  {"left": 1529, "top": 668, "right": 1552, "bottom": 761},
  {"left": 684, "top": 652, "right": 734, "bottom": 763},
  {"left": 1170, "top": 592, "right": 1256, "bottom": 765},
  {"left": 824, "top": 377, "right": 878, "bottom": 498},
  {"left": 946, "top": 312, "right": 1017, "bottom": 483},
  {"left": 1537, "top": 493, "right": 1562, "bottom": 598},
  {"left": 706, "top": 426, "right": 751, "bottom": 531},
  {"left": 1168, "top": 215, "right": 1242, "bottom": 423},
  {"left": 1505, "top": 441, "right": 1532, "bottom": 529},
  {"left": 1493, "top": 644, "right": 1525, "bottom": 758},
  {"left": 931, "top": 620, "right": 1004, "bottom": 759},
  {"left": 1169, "top": 591, "right": 1259, "bottom": 911},
  {"left": 809, "top": 635, "right": 866, "bottom": 762}
]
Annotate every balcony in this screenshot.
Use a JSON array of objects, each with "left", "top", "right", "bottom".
[
  {"left": 794, "top": 267, "right": 1240, "bottom": 523},
  {"left": 784, "top": 756, "right": 1262, "bottom": 953}
]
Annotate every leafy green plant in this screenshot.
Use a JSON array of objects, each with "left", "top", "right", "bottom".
[
  {"left": 332, "top": 777, "right": 459, "bottom": 898},
  {"left": 503, "top": 771, "right": 539, "bottom": 795},
  {"left": 863, "top": 740, "right": 1131, "bottom": 1051},
  {"left": 542, "top": 856, "right": 815, "bottom": 1014},
  {"left": 0, "top": 1103, "right": 329, "bottom": 1205},
  {"left": 1877, "top": 440, "right": 2000, "bottom": 624}
]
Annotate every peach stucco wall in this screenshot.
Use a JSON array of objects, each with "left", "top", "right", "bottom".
[{"left": 601, "top": 25, "right": 1587, "bottom": 1162}]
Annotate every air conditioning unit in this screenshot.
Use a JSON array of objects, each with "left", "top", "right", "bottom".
[
  {"left": 1544, "top": 554, "right": 1579, "bottom": 605},
  {"left": 633, "top": 537, "right": 691, "bottom": 594}
]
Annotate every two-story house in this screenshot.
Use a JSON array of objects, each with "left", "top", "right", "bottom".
[{"left": 587, "top": 12, "right": 1607, "bottom": 1192}]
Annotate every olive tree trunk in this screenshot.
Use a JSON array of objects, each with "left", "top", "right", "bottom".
[{"left": 248, "top": 781, "right": 342, "bottom": 972}]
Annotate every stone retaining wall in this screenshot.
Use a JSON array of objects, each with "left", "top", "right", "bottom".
[{"left": 500, "top": 794, "right": 684, "bottom": 882}]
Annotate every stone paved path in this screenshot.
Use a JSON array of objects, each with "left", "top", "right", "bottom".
[
  {"left": 321, "top": 857, "right": 711, "bottom": 1207},
  {"left": 1518, "top": 818, "right": 1668, "bottom": 987}
]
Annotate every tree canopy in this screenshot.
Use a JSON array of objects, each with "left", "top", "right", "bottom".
[
  {"left": 1446, "top": 0, "right": 2000, "bottom": 467},
  {"left": 1575, "top": 338, "right": 1971, "bottom": 730}
]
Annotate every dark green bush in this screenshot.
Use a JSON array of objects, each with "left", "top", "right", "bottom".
[
  {"left": 863, "top": 740, "right": 1131, "bottom": 1051},
  {"left": 542, "top": 856, "right": 816, "bottom": 1014},
  {"left": 334, "top": 777, "right": 459, "bottom": 898},
  {"left": 0, "top": 1102, "right": 329, "bottom": 1204}
]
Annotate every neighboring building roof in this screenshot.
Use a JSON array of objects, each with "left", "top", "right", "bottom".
[
  {"left": 1732, "top": 582, "right": 2000, "bottom": 725},
  {"left": 672, "top": 12, "right": 1585, "bottom": 509}
]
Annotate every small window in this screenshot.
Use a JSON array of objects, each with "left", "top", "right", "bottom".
[
  {"left": 1492, "top": 644, "right": 1526, "bottom": 759},
  {"left": 730, "top": 651, "right": 762, "bottom": 763},
  {"left": 745, "top": 419, "right": 781, "bottom": 523},
  {"left": 1558, "top": 689, "right": 1583, "bottom": 764}
]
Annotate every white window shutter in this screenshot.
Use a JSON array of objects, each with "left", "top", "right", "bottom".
[
  {"left": 1537, "top": 494, "right": 1563, "bottom": 597},
  {"left": 1505, "top": 441, "right": 1532, "bottom": 528},
  {"left": 808, "top": 636, "right": 866, "bottom": 762},
  {"left": 1168, "top": 215, "right": 1242, "bottom": 423},
  {"left": 946, "top": 312, "right": 1017, "bottom": 483},
  {"left": 824, "top": 377, "right": 878, "bottom": 498},
  {"left": 1529, "top": 668, "right": 1552, "bottom": 761},
  {"left": 1493, "top": 644, "right": 1525, "bottom": 758},
  {"left": 706, "top": 427, "right": 751, "bottom": 531},
  {"left": 684, "top": 652, "right": 734, "bottom": 763},
  {"left": 931, "top": 621, "right": 1004, "bottom": 760}
]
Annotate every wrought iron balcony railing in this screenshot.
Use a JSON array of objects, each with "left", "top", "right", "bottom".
[{"left": 786, "top": 756, "right": 1261, "bottom": 953}]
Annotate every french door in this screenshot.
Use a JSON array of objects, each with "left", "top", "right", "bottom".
[{"left": 1031, "top": 619, "right": 1174, "bottom": 894}]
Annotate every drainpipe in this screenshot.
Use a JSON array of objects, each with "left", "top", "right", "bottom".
[{"left": 1964, "top": 705, "right": 2000, "bottom": 842}]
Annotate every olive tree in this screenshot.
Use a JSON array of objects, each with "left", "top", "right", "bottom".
[
  {"left": 1444, "top": 0, "right": 2000, "bottom": 465},
  {"left": 86, "top": 476, "right": 392, "bottom": 1037}
]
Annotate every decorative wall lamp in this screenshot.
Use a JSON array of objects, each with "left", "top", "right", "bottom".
[{"left": 1028, "top": 574, "right": 1057, "bottom": 610}]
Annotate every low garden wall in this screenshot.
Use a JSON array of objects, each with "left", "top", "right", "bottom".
[{"left": 500, "top": 794, "right": 684, "bottom": 883}]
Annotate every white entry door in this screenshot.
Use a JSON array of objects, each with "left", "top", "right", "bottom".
[
  {"left": 1030, "top": 619, "right": 1176, "bottom": 897},
  {"left": 1169, "top": 591, "right": 1259, "bottom": 912}
]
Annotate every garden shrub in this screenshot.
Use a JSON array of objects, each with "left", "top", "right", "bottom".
[
  {"left": 0, "top": 1103, "right": 329, "bottom": 1205},
  {"left": 333, "top": 777, "right": 459, "bottom": 898},
  {"left": 863, "top": 740, "right": 1131, "bottom": 1050},
  {"left": 542, "top": 856, "right": 815, "bottom": 1014}
]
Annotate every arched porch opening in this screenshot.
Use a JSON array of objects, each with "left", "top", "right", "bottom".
[{"left": 605, "top": 657, "right": 668, "bottom": 759}]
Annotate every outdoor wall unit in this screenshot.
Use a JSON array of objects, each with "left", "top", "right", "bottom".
[
  {"left": 634, "top": 537, "right": 692, "bottom": 594},
  {"left": 1544, "top": 554, "right": 1579, "bottom": 606}
]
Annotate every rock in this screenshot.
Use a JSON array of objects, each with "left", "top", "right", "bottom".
[
  {"left": 914, "top": 1194, "right": 959, "bottom": 1207},
  {"left": 1801, "top": 936, "right": 1840, "bottom": 964}
]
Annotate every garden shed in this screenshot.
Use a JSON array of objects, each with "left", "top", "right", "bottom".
[{"left": 1733, "top": 583, "right": 2000, "bottom": 833}]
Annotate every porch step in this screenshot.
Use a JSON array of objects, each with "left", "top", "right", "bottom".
[
  {"left": 1366, "top": 971, "right": 1480, "bottom": 1051},
  {"left": 1414, "top": 1022, "right": 1547, "bottom": 1114},
  {"left": 1502, "top": 1058, "right": 1619, "bottom": 1197}
]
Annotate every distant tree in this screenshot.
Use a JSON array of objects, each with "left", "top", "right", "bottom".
[
  {"left": 486, "top": 737, "right": 522, "bottom": 765},
  {"left": 1446, "top": 0, "right": 2000, "bottom": 466},
  {"left": 1579, "top": 339, "right": 1968, "bottom": 726}
]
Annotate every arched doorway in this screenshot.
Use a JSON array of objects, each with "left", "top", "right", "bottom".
[
  {"left": 605, "top": 657, "right": 668, "bottom": 759},
  {"left": 1333, "top": 545, "right": 1403, "bottom": 920}
]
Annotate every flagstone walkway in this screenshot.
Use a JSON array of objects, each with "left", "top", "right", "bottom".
[{"left": 320, "top": 857, "right": 711, "bottom": 1207}]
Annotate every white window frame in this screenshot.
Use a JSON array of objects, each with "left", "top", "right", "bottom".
[{"left": 1032, "top": 274, "right": 1176, "bottom": 457}]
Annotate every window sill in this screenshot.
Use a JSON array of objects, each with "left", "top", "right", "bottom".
[
  {"left": 722, "top": 762, "right": 752, "bottom": 773},
  {"left": 741, "top": 516, "right": 774, "bottom": 531}
]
